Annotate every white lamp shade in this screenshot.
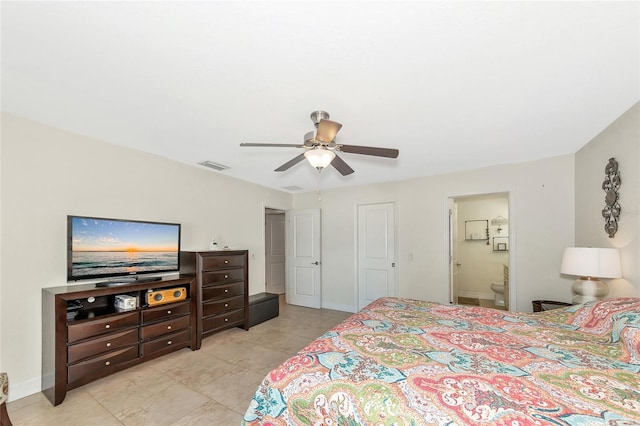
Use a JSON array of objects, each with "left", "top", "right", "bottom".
[
  {"left": 304, "top": 148, "right": 335, "bottom": 169},
  {"left": 560, "top": 247, "right": 622, "bottom": 279}
]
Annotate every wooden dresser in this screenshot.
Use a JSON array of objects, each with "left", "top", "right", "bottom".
[
  {"left": 42, "top": 275, "right": 198, "bottom": 406},
  {"left": 180, "top": 250, "right": 249, "bottom": 346}
]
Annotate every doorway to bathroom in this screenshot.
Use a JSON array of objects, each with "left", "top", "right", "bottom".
[{"left": 449, "top": 193, "right": 510, "bottom": 310}]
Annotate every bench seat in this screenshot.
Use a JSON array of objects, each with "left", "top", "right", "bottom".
[{"left": 249, "top": 292, "right": 280, "bottom": 327}]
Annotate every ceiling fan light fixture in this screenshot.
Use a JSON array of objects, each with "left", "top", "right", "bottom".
[
  {"left": 304, "top": 147, "right": 335, "bottom": 171},
  {"left": 240, "top": 110, "right": 398, "bottom": 176},
  {"left": 304, "top": 130, "right": 317, "bottom": 145}
]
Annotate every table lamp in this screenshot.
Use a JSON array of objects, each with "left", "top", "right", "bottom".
[{"left": 560, "top": 247, "right": 621, "bottom": 304}]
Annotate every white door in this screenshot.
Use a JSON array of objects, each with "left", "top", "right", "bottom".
[
  {"left": 357, "top": 203, "right": 396, "bottom": 311},
  {"left": 265, "top": 212, "right": 286, "bottom": 294},
  {"left": 286, "top": 209, "right": 321, "bottom": 308}
]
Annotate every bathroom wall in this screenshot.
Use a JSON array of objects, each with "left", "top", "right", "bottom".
[{"left": 456, "top": 194, "right": 509, "bottom": 299}]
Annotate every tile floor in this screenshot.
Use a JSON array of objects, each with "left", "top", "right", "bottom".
[
  {"left": 6, "top": 296, "right": 351, "bottom": 425},
  {"left": 458, "top": 296, "right": 507, "bottom": 311}
]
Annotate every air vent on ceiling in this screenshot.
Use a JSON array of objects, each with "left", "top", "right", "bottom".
[
  {"left": 282, "top": 185, "right": 303, "bottom": 191},
  {"left": 198, "top": 161, "right": 229, "bottom": 171}
]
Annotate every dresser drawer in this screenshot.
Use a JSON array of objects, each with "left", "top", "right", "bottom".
[
  {"left": 141, "top": 301, "right": 190, "bottom": 324},
  {"left": 202, "top": 282, "right": 245, "bottom": 301},
  {"left": 201, "top": 268, "right": 245, "bottom": 286},
  {"left": 202, "top": 309, "right": 245, "bottom": 333},
  {"left": 67, "top": 328, "right": 139, "bottom": 364},
  {"left": 203, "top": 295, "right": 244, "bottom": 318},
  {"left": 68, "top": 312, "right": 138, "bottom": 344},
  {"left": 140, "top": 315, "right": 190, "bottom": 342},
  {"left": 141, "top": 329, "right": 191, "bottom": 357},
  {"left": 201, "top": 254, "right": 245, "bottom": 271},
  {"left": 68, "top": 345, "right": 139, "bottom": 385}
]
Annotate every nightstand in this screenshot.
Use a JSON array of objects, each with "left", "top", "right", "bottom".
[{"left": 532, "top": 300, "right": 572, "bottom": 312}]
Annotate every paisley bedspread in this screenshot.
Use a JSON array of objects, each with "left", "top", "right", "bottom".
[{"left": 243, "top": 297, "right": 640, "bottom": 425}]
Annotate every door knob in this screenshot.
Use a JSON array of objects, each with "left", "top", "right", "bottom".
[
  {"left": 456, "top": 262, "right": 462, "bottom": 267},
  {"left": 311, "top": 261, "right": 319, "bottom": 265}
]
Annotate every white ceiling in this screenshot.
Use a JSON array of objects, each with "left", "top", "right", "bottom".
[{"left": 2, "top": 1, "right": 638, "bottom": 192}]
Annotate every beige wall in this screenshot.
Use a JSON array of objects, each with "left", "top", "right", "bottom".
[
  {"left": 456, "top": 195, "right": 509, "bottom": 299},
  {"left": 575, "top": 101, "right": 640, "bottom": 297},
  {"left": 294, "top": 154, "right": 576, "bottom": 313},
  {"left": 0, "top": 113, "right": 292, "bottom": 400},
  {"left": 4, "top": 102, "right": 636, "bottom": 402}
]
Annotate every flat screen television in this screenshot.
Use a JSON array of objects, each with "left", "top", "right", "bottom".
[{"left": 67, "top": 215, "right": 181, "bottom": 285}]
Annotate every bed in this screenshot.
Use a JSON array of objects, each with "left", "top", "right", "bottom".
[{"left": 243, "top": 297, "right": 640, "bottom": 425}]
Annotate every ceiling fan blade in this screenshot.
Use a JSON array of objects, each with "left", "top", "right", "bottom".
[
  {"left": 315, "top": 119, "right": 343, "bottom": 143},
  {"left": 275, "top": 153, "right": 306, "bottom": 172},
  {"left": 240, "top": 143, "right": 304, "bottom": 148},
  {"left": 330, "top": 154, "right": 355, "bottom": 176},
  {"left": 339, "top": 144, "right": 399, "bottom": 158}
]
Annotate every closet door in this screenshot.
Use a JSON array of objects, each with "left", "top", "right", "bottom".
[{"left": 358, "top": 202, "right": 396, "bottom": 311}]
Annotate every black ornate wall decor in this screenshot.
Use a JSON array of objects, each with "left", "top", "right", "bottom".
[{"left": 601, "top": 157, "right": 621, "bottom": 238}]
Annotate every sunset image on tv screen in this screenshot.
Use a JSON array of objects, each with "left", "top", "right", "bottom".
[{"left": 70, "top": 217, "right": 180, "bottom": 278}]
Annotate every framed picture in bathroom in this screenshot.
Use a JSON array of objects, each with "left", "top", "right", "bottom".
[
  {"left": 493, "top": 237, "right": 509, "bottom": 251},
  {"left": 465, "top": 220, "right": 489, "bottom": 240}
]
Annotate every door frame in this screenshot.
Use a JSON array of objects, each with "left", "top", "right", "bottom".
[
  {"left": 445, "top": 191, "right": 516, "bottom": 310},
  {"left": 449, "top": 198, "right": 459, "bottom": 305},
  {"left": 265, "top": 209, "right": 286, "bottom": 294},
  {"left": 262, "top": 204, "right": 323, "bottom": 308},
  {"left": 262, "top": 204, "right": 289, "bottom": 296}
]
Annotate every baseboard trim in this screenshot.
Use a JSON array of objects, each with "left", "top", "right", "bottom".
[
  {"left": 458, "top": 291, "right": 494, "bottom": 301},
  {"left": 8, "top": 376, "right": 41, "bottom": 402},
  {"left": 321, "top": 301, "right": 356, "bottom": 313}
]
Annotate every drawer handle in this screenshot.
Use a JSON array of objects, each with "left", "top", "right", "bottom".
[
  {"left": 224, "top": 289, "right": 228, "bottom": 293},
  {"left": 224, "top": 274, "right": 228, "bottom": 279},
  {"left": 224, "top": 260, "right": 229, "bottom": 264},
  {"left": 224, "top": 303, "right": 229, "bottom": 307},
  {"left": 167, "top": 310, "right": 172, "bottom": 314},
  {"left": 105, "top": 361, "right": 111, "bottom": 366},
  {"left": 224, "top": 318, "right": 229, "bottom": 322},
  {"left": 167, "top": 340, "right": 172, "bottom": 345},
  {"left": 167, "top": 325, "right": 172, "bottom": 330},
  {"left": 105, "top": 324, "right": 111, "bottom": 329},
  {"left": 106, "top": 342, "right": 111, "bottom": 347}
]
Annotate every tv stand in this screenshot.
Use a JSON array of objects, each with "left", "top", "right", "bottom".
[{"left": 42, "top": 275, "right": 198, "bottom": 406}]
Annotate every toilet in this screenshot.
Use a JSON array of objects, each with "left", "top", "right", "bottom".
[{"left": 491, "top": 281, "right": 505, "bottom": 306}]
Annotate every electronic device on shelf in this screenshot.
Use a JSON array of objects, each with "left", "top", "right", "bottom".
[
  {"left": 66, "top": 299, "right": 84, "bottom": 320},
  {"left": 67, "top": 300, "right": 83, "bottom": 310},
  {"left": 146, "top": 287, "right": 187, "bottom": 306},
  {"left": 67, "top": 215, "right": 181, "bottom": 284},
  {"left": 114, "top": 294, "right": 137, "bottom": 311}
]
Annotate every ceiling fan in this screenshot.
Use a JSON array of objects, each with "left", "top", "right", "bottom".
[{"left": 240, "top": 111, "right": 399, "bottom": 176}]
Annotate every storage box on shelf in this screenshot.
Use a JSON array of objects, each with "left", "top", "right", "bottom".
[
  {"left": 41, "top": 275, "right": 198, "bottom": 406},
  {"left": 180, "top": 250, "right": 249, "bottom": 346}
]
